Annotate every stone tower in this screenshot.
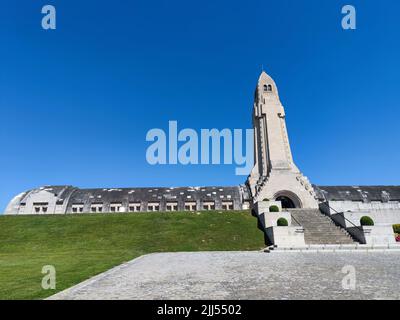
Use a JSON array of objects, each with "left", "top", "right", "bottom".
[{"left": 247, "top": 71, "right": 318, "bottom": 208}]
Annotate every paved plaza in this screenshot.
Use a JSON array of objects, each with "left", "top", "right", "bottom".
[{"left": 49, "top": 251, "right": 400, "bottom": 300}]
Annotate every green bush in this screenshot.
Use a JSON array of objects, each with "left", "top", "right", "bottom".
[
  {"left": 393, "top": 224, "right": 400, "bottom": 234},
  {"left": 262, "top": 198, "right": 270, "bottom": 202},
  {"left": 360, "top": 216, "right": 374, "bottom": 226},
  {"left": 269, "top": 205, "right": 279, "bottom": 212},
  {"left": 277, "top": 218, "right": 288, "bottom": 227}
]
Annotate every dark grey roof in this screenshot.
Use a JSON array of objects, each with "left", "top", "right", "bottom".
[
  {"left": 66, "top": 186, "right": 242, "bottom": 206},
  {"left": 314, "top": 185, "right": 400, "bottom": 202}
]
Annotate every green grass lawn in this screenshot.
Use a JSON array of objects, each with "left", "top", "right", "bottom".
[{"left": 0, "top": 211, "right": 263, "bottom": 300}]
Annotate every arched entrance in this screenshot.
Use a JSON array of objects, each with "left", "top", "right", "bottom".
[
  {"left": 274, "top": 191, "right": 302, "bottom": 209},
  {"left": 275, "top": 196, "right": 296, "bottom": 209}
]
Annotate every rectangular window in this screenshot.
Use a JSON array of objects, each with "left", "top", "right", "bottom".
[
  {"left": 184, "top": 202, "right": 197, "bottom": 211},
  {"left": 90, "top": 203, "right": 103, "bottom": 213},
  {"left": 222, "top": 201, "right": 234, "bottom": 210},
  {"left": 202, "top": 201, "right": 215, "bottom": 211},
  {"left": 72, "top": 204, "right": 84, "bottom": 213},
  {"left": 128, "top": 202, "right": 141, "bottom": 212},
  {"left": 33, "top": 202, "right": 49, "bottom": 214},
  {"left": 147, "top": 202, "right": 160, "bottom": 212},
  {"left": 166, "top": 202, "right": 178, "bottom": 211},
  {"left": 110, "top": 203, "right": 122, "bottom": 213}
]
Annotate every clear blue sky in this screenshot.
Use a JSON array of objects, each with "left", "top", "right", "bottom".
[{"left": 1, "top": 0, "right": 399, "bottom": 212}]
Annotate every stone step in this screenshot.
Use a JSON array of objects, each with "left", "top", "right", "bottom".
[
  {"left": 305, "top": 235, "right": 352, "bottom": 238},
  {"left": 289, "top": 208, "right": 357, "bottom": 245},
  {"left": 263, "top": 243, "right": 400, "bottom": 253},
  {"left": 306, "top": 238, "right": 352, "bottom": 241}
]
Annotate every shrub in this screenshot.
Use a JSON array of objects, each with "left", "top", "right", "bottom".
[
  {"left": 269, "top": 205, "right": 279, "bottom": 212},
  {"left": 263, "top": 198, "right": 270, "bottom": 202},
  {"left": 277, "top": 218, "right": 288, "bottom": 227},
  {"left": 360, "top": 216, "right": 374, "bottom": 226},
  {"left": 393, "top": 224, "right": 400, "bottom": 234}
]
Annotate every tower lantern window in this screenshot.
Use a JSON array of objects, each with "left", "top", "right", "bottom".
[{"left": 263, "top": 84, "right": 272, "bottom": 92}]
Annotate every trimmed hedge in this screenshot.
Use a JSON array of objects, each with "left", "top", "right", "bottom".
[
  {"left": 269, "top": 205, "right": 279, "bottom": 212},
  {"left": 263, "top": 198, "right": 270, "bottom": 202},
  {"left": 277, "top": 218, "right": 289, "bottom": 227},
  {"left": 360, "top": 216, "right": 374, "bottom": 226},
  {"left": 393, "top": 224, "right": 400, "bottom": 234}
]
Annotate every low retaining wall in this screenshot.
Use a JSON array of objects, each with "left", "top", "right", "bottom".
[{"left": 265, "top": 226, "right": 306, "bottom": 247}]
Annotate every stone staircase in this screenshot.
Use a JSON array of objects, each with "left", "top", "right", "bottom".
[{"left": 289, "top": 209, "right": 357, "bottom": 245}]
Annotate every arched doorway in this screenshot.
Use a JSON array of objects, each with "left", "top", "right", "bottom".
[
  {"left": 274, "top": 191, "right": 302, "bottom": 209},
  {"left": 276, "top": 196, "right": 296, "bottom": 209}
]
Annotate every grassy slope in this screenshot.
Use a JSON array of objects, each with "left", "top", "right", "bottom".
[{"left": 0, "top": 211, "right": 263, "bottom": 300}]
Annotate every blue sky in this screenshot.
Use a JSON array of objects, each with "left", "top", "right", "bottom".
[{"left": 1, "top": 0, "right": 399, "bottom": 212}]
